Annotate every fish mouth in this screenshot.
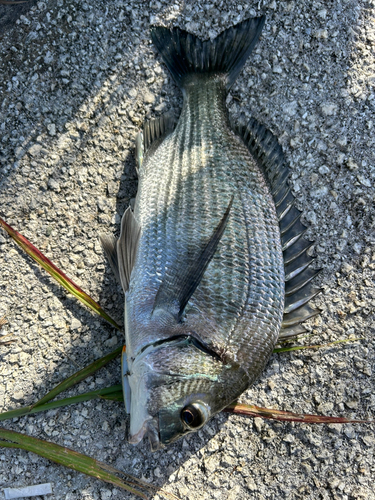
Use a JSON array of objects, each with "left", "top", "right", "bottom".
[{"left": 128, "top": 418, "right": 162, "bottom": 451}]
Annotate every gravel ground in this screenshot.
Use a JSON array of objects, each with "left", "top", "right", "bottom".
[{"left": 0, "top": 1, "right": 374, "bottom": 499}]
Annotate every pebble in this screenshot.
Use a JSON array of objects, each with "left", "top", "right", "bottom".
[
  {"left": 70, "top": 318, "right": 82, "bottom": 330},
  {"left": 28, "top": 144, "right": 43, "bottom": 157},
  {"left": 321, "top": 103, "right": 338, "bottom": 116},
  {"left": 47, "top": 123, "right": 56, "bottom": 136}
]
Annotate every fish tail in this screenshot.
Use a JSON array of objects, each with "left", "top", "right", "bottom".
[{"left": 151, "top": 16, "right": 266, "bottom": 90}]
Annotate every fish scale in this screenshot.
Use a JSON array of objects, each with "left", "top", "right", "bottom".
[
  {"left": 100, "top": 16, "right": 319, "bottom": 448},
  {"left": 130, "top": 74, "right": 284, "bottom": 375}
]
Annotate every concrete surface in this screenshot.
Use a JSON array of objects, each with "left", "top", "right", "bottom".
[{"left": 0, "top": 1, "right": 374, "bottom": 499}]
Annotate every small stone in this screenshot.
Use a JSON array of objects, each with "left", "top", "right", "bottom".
[
  {"left": 314, "top": 29, "right": 328, "bottom": 40},
  {"left": 268, "top": 379, "right": 276, "bottom": 390},
  {"left": 47, "top": 123, "right": 56, "bottom": 136},
  {"left": 104, "top": 336, "right": 118, "bottom": 347},
  {"left": 346, "top": 158, "right": 358, "bottom": 170},
  {"left": 70, "top": 318, "right": 82, "bottom": 330},
  {"left": 362, "top": 435, "right": 375, "bottom": 446},
  {"left": 253, "top": 417, "right": 263, "bottom": 432},
  {"left": 14, "top": 146, "right": 25, "bottom": 159},
  {"left": 318, "top": 9, "right": 327, "bottom": 19},
  {"left": 154, "top": 467, "right": 162, "bottom": 478},
  {"left": 343, "top": 425, "right": 356, "bottom": 439},
  {"left": 341, "top": 263, "right": 353, "bottom": 274},
  {"left": 319, "top": 165, "right": 330, "bottom": 174},
  {"left": 353, "top": 243, "right": 362, "bottom": 254},
  {"left": 100, "top": 489, "right": 112, "bottom": 500},
  {"left": 28, "top": 144, "right": 42, "bottom": 157},
  {"left": 97, "top": 197, "right": 112, "bottom": 213},
  {"left": 283, "top": 434, "right": 295, "bottom": 443},
  {"left": 321, "top": 103, "right": 338, "bottom": 116},
  {"left": 317, "top": 402, "right": 333, "bottom": 413},
  {"left": 284, "top": 101, "right": 298, "bottom": 116},
  {"left": 107, "top": 181, "right": 118, "bottom": 197},
  {"left": 143, "top": 91, "right": 155, "bottom": 104},
  {"left": 345, "top": 401, "right": 358, "bottom": 409},
  {"left": 357, "top": 174, "right": 371, "bottom": 187},
  {"left": 48, "top": 178, "right": 60, "bottom": 192},
  {"left": 13, "top": 391, "right": 25, "bottom": 400}
]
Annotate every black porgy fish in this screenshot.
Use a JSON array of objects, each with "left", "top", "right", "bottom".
[{"left": 101, "top": 16, "right": 320, "bottom": 450}]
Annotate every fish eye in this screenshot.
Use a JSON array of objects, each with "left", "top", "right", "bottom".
[{"left": 180, "top": 402, "right": 209, "bottom": 430}]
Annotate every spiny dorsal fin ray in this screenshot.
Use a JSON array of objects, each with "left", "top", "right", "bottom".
[
  {"left": 235, "top": 116, "right": 321, "bottom": 339},
  {"left": 285, "top": 267, "right": 322, "bottom": 297},
  {"left": 284, "top": 287, "right": 322, "bottom": 315},
  {"left": 282, "top": 304, "right": 320, "bottom": 328},
  {"left": 117, "top": 207, "right": 141, "bottom": 293},
  {"left": 153, "top": 197, "right": 234, "bottom": 320}
]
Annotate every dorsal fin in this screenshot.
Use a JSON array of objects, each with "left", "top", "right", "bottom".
[
  {"left": 135, "top": 113, "right": 176, "bottom": 173},
  {"left": 144, "top": 113, "right": 176, "bottom": 153},
  {"left": 117, "top": 207, "right": 141, "bottom": 292},
  {"left": 236, "top": 117, "right": 321, "bottom": 339},
  {"left": 153, "top": 197, "right": 233, "bottom": 320}
]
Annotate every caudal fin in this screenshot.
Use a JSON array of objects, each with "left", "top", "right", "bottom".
[{"left": 151, "top": 16, "right": 265, "bottom": 90}]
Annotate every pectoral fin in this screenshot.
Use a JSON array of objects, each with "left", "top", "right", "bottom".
[
  {"left": 100, "top": 208, "right": 141, "bottom": 291},
  {"left": 154, "top": 197, "right": 233, "bottom": 320},
  {"left": 117, "top": 207, "right": 141, "bottom": 292},
  {"left": 99, "top": 234, "right": 120, "bottom": 283}
]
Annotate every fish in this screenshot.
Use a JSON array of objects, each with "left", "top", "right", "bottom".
[{"left": 100, "top": 16, "right": 321, "bottom": 451}]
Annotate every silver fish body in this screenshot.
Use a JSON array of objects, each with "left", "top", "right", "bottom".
[
  {"left": 127, "top": 75, "right": 284, "bottom": 446},
  {"left": 101, "top": 16, "right": 320, "bottom": 450}
]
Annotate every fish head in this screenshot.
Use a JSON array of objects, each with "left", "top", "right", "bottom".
[{"left": 127, "top": 335, "right": 248, "bottom": 450}]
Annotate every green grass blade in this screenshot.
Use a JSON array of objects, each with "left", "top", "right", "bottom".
[
  {"left": 273, "top": 338, "right": 361, "bottom": 354},
  {"left": 0, "top": 429, "right": 152, "bottom": 499},
  {"left": 0, "top": 217, "right": 121, "bottom": 330},
  {"left": 0, "top": 386, "right": 123, "bottom": 422},
  {"left": 0, "top": 429, "right": 180, "bottom": 499},
  {"left": 224, "top": 402, "right": 372, "bottom": 424},
  {"left": 33, "top": 346, "right": 122, "bottom": 407}
]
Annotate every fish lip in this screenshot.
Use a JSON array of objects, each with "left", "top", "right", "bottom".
[
  {"left": 128, "top": 418, "right": 162, "bottom": 451},
  {"left": 128, "top": 422, "right": 149, "bottom": 445}
]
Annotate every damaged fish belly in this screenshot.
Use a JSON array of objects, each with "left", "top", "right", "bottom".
[{"left": 101, "top": 16, "right": 321, "bottom": 451}]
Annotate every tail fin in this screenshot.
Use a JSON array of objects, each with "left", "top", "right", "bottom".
[{"left": 151, "top": 16, "right": 265, "bottom": 90}]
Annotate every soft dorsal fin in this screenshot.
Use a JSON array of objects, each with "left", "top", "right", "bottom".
[
  {"left": 153, "top": 197, "right": 233, "bottom": 320},
  {"left": 236, "top": 117, "right": 321, "bottom": 340},
  {"left": 143, "top": 113, "right": 176, "bottom": 153},
  {"left": 135, "top": 113, "right": 176, "bottom": 174},
  {"left": 117, "top": 207, "right": 141, "bottom": 292}
]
